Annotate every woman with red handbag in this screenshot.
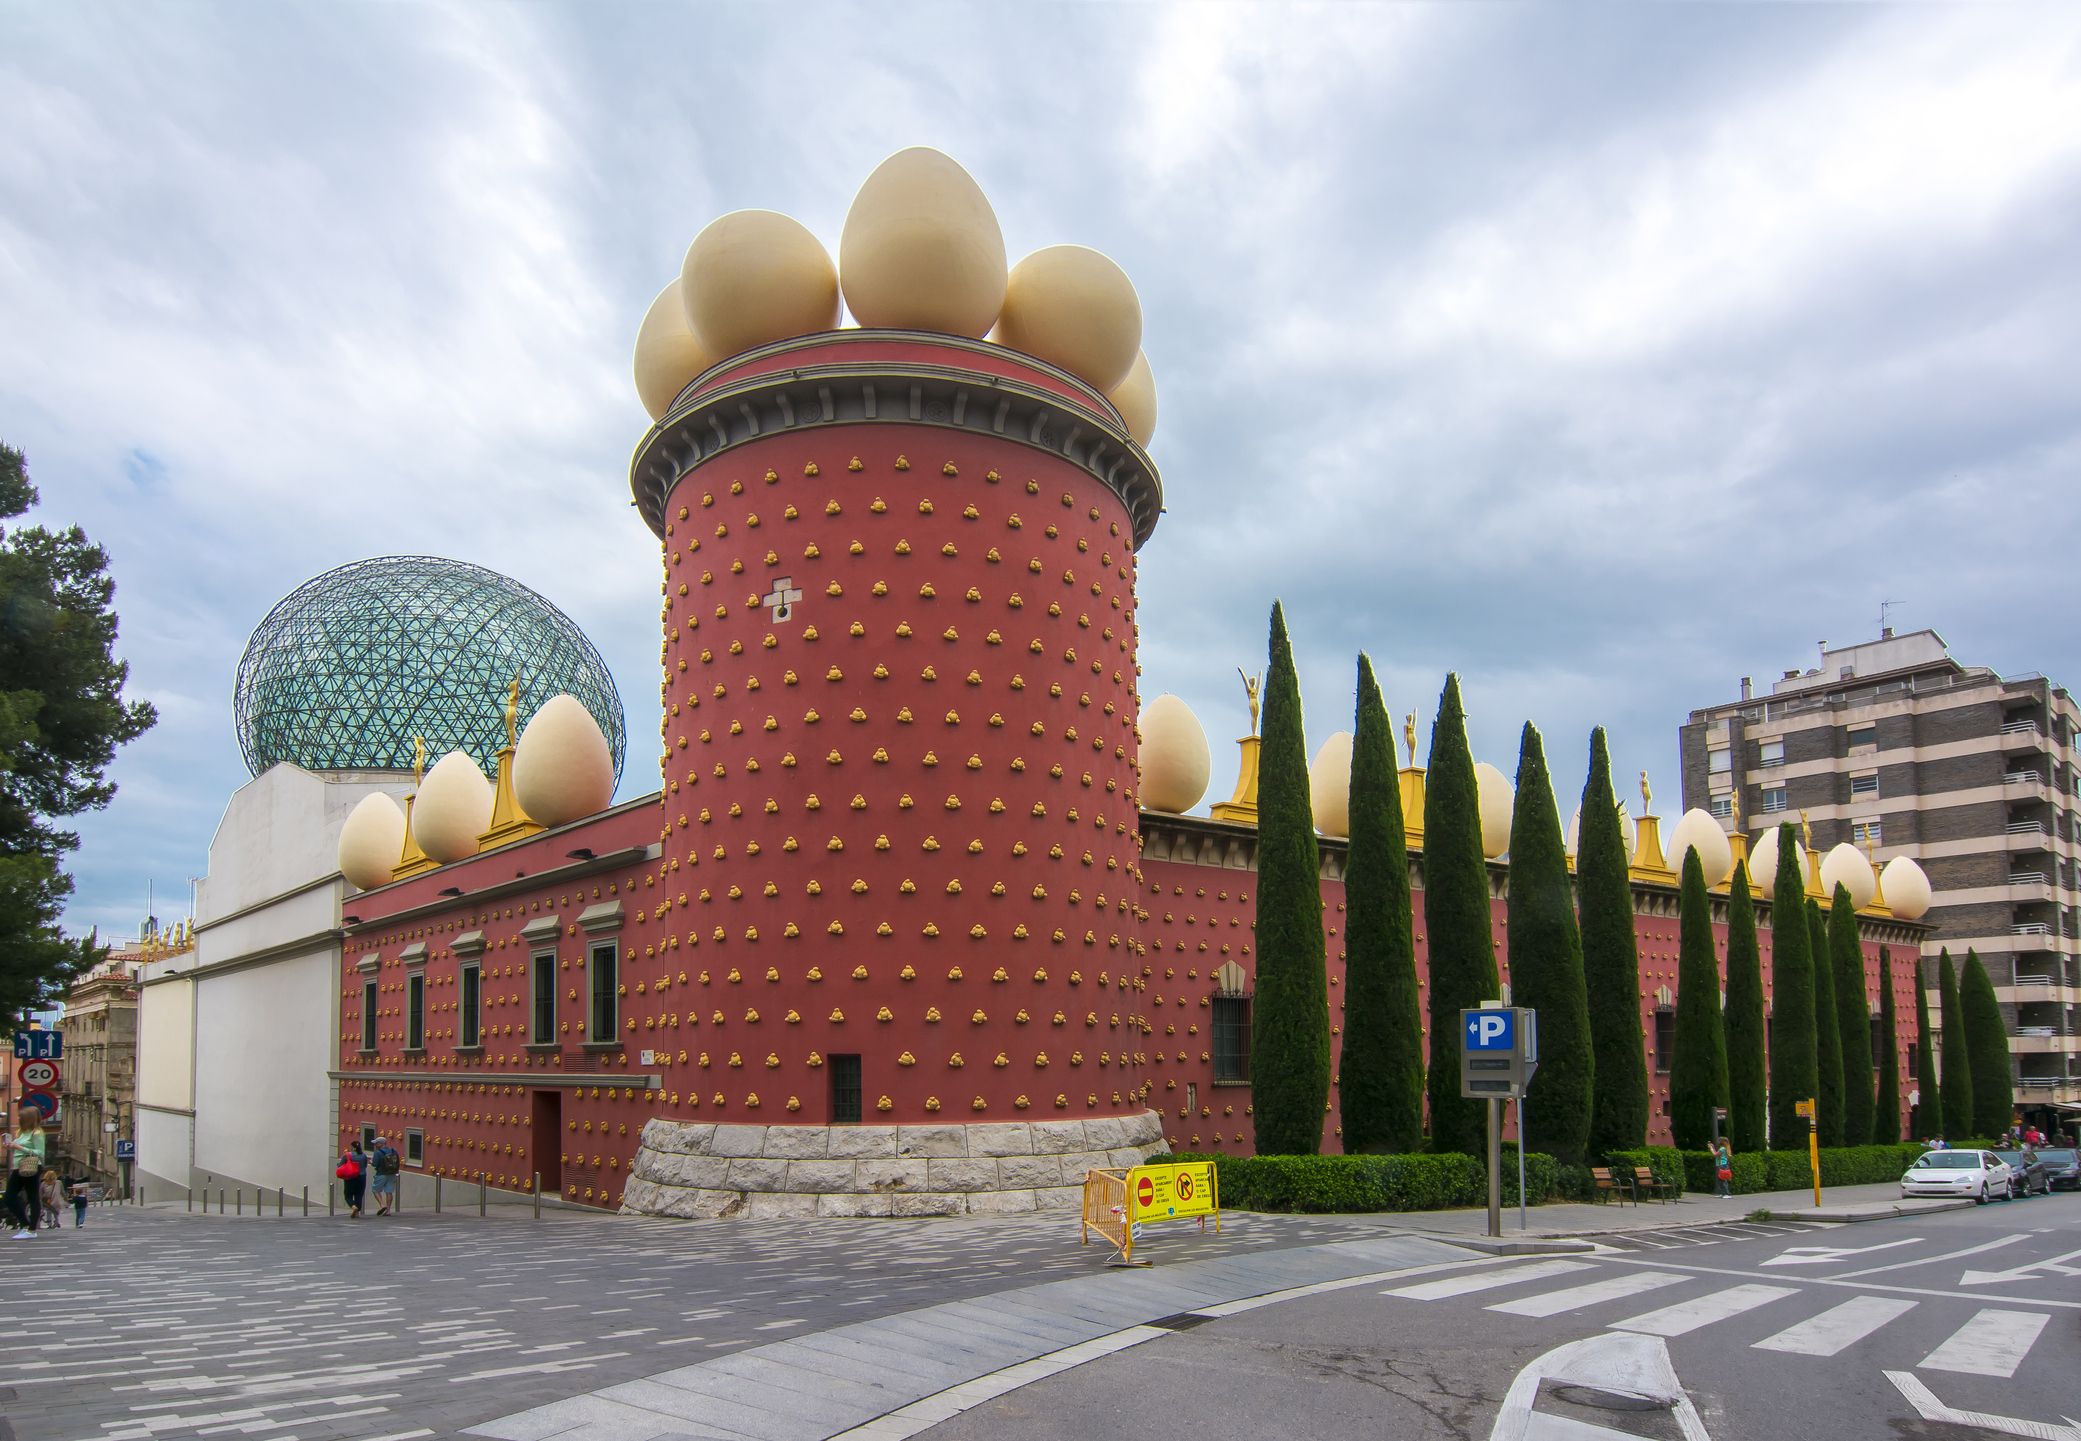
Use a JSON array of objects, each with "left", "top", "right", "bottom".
[
  {"left": 1713, "top": 1141, "right": 1734, "bottom": 1199},
  {"left": 336, "top": 1140, "right": 367, "bottom": 1218}
]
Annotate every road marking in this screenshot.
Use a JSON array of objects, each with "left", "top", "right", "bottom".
[
  {"left": 1487, "top": 1271, "right": 1688, "bottom": 1319},
  {"left": 1829, "top": 1233, "right": 2029, "bottom": 1280},
  {"left": 1887, "top": 1371, "right": 2081, "bottom": 1440},
  {"left": 1752, "top": 1295, "right": 1917, "bottom": 1356},
  {"left": 1594, "top": 1254, "right": 2081, "bottom": 1310},
  {"left": 1761, "top": 1238, "right": 1921, "bottom": 1268},
  {"left": 1960, "top": 1246, "right": 2081, "bottom": 1287},
  {"left": 1609, "top": 1284, "right": 1797, "bottom": 1337},
  {"left": 1489, "top": 1332, "right": 1710, "bottom": 1441},
  {"left": 1384, "top": 1260, "right": 1595, "bottom": 1301},
  {"left": 1919, "top": 1309, "right": 2050, "bottom": 1378}
]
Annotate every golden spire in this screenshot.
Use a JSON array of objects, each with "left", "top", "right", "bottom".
[
  {"left": 1629, "top": 767, "right": 1674, "bottom": 881},
  {"left": 1398, "top": 711, "right": 1426, "bottom": 851},
  {"left": 392, "top": 733, "right": 438, "bottom": 880},
  {"left": 1862, "top": 830, "right": 1891, "bottom": 915},
  {"left": 482, "top": 674, "right": 543, "bottom": 850}
]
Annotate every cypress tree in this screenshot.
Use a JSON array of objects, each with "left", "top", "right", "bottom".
[
  {"left": 1423, "top": 674, "right": 1499, "bottom": 1157},
  {"left": 1808, "top": 899, "right": 1844, "bottom": 1148},
  {"left": 1579, "top": 729, "right": 1649, "bottom": 1157},
  {"left": 1828, "top": 884, "right": 1874, "bottom": 1146},
  {"left": 1722, "top": 860, "right": 1767, "bottom": 1155},
  {"left": 1765, "top": 824, "right": 1817, "bottom": 1148},
  {"left": 1339, "top": 654, "right": 1424, "bottom": 1154},
  {"left": 1504, "top": 723, "right": 1593, "bottom": 1165},
  {"left": 1669, "top": 850, "right": 1730, "bottom": 1150},
  {"left": 1248, "top": 601, "right": 1330, "bottom": 1154},
  {"left": 1873, "top": 945, "right": 1899, "bottom": 1144},
  {"left": 1960, "top": 950, "right": 2013, "bottom": 1140},
  {"left": 1937, "top": 949, "right": 1973, "bottom": 1138},
  {"left": 1914, "top": 958, "right": 1941, "bottom": 1139}
]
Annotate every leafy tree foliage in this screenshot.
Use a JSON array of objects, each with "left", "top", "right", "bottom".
[
  {"left": 0, "top": 443, "right": 156, "bottom": 1026},
  {"left": 1722, "top": 860, "right": 1767, "bottom": 1155},
  {"left": 1422, "top": 674, "right": 1498, "bottom": 1156},
  {"left": 1960, "top": 950, "right": 2013, "bottom": 1140},
  {"left": 1579, "top": 728, "right": 1648, "bottom": 1156},
  {"left": 1504, "top": 723, "right": 1592, "bottom": 1165},
  {"left": 1669, "top": 850, "right": 1730, "bottom": 1149},
  {"left": 1249, "top": 602, "right": 1330, "bottom": 1154},
  {"left": 1765, "top": 825, "right": 1817, "bottom": 1148},
  {"left": 1338, "top": 654, "right": 1423, "bottom": 1154}
]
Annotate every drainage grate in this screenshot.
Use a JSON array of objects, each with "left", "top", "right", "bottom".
[{"left": 1146, "top": 1311, "right": 1218, "bottom": 1331}]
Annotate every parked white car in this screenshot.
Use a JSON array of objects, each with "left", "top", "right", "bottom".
[{"left": 1901, "top": 1150, "right": 2013, "bottom": 1204}]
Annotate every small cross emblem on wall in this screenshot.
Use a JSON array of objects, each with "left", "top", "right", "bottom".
[{"left": 763, "top": 577, "right": 803, "bottom": 624}]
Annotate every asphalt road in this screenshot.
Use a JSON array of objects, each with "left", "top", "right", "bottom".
[{"left": 924, "top": 1193, "right": 2081, "bottom": 1441}]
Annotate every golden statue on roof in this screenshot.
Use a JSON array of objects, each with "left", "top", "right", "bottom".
[{"left": 1237, "top": 668, "right": 1261, "bottom": 737}]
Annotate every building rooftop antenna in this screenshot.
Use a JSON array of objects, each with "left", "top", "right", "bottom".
[{"left": 1878, "top": 599, "right": 1902, "bottom": 637}]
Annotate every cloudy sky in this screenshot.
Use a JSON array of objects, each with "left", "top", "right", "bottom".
[{"left": 6, "top": 3, "right": 2079, "bottom": 941}]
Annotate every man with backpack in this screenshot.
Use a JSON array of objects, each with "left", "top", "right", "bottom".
[{"left": 368, "top": 1135, "right": 402, "bottom": 1217}]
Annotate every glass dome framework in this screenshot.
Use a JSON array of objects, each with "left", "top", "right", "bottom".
[{"left": 234, "top": 554, "right": 626, "bottom": 783}]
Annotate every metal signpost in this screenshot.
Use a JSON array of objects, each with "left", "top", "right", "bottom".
[
  {"left": 1796, "top": 1097, "right": 1821, "bottom": 1204},
  {"left": 1461, "top": 1005, "right": 1538, "bottom": 1238}
]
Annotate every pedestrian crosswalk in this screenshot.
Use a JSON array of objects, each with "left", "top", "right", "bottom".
[{"left": 1380, "top": 1258, "right": 2058, "bottom": 1381}]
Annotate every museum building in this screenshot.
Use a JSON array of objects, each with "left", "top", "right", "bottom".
[{"left": 322, "top": 149, "right": 1934, "bottom": 1219}]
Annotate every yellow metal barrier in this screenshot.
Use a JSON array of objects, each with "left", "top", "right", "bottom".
[
  {"left": 1081, "top": 1167, "right": 1133, "bottom": 1264},
  {"left": 1081, "top": 1161, "right": 1220, "bottom": 1266}
]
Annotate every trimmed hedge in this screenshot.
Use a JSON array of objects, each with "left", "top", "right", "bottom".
[
  {"left": 1680, "top": 1150, "right": 1766, "bottom": 1195},
  {"left": 1151, "top": 1150, "right": 1562, "bottom": 1214},
  {"left": 1606, "top": 1146, "right": 1686, "bottom": 1195}
]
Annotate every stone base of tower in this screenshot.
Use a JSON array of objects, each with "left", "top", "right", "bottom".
[{"left": 620, "top": 1111, "right": 1165, "bottom": 1220}]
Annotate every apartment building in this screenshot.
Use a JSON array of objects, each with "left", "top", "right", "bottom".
[
  {"left": 1679, "top": 629, "right": 2081, "bottom": 1123},
  {"left": 55, "top": 948, "right": 142, "bottom": 1190}
]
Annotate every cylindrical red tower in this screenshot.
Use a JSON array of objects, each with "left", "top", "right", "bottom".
[{"left": 623, "top": 330, "right": 1166, "bottom": 1216}]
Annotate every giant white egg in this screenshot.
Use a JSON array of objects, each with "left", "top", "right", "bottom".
[
  {"left": 1665, "top": 807, "right": 1735, "bottom": 887},
  {"left": 338, "top": 791, "right": 406, "bottom": 891},
  {"left": 839, "top": 148, "right": 1006, "bottom": 337},
  {"left": 1474, "top": 761, "right": 1514, "bottom": 859},
  {"left": 680, "top": 210, "right": 840, "bottom": 360},
  {"left": 994, "top": 244, "right": 1142, "bottom": 392},
  {"left": 1138, "top": 694, "right": 1210, "bottom": 814},
  {"left": 1749, "top": 825, "right": 1805, "bottom": 898},
  {"left": 1310, "top": 731, "right": 1354, "bottom": 839},
  {"left": 412, "top": 751, "right": 494, "bottom": 865},
  {"left": 514, "top": 694, "right": 616, "bottom": 828},
  {"left": 1880, "top": 855, "right": 1931, "bottom": 920},
  {"left": 633, "top": 278, "right": 719, "bottom": 421},
  {"left": 1820, "top": 842, "right": 1877, "bottom": 910},
  {"left": 1105, "top": 349, "right": 1158, "bottom": 447}
]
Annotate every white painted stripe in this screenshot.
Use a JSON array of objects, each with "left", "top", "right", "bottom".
[
  {"left": 1919, "top": 1309, "right": 2050, "bottom": 1378},
  {"left": 1610, "top": 1284, "right": 1798, "bottom": 1337},
  {"left": 1384, "top": 1260, "right": 1595, "bottom": 1301},
  {"left": 1488, "top": 1272, "right": 1689, "bottom": 1319},
  {"left": 1887, "top": 1372, "right": 2081, "bottom": 1441},
  {"left": 1753, "top": 1296, "right": 1917, "bottom": 1356}
]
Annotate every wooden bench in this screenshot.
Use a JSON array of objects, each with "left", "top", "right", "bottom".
[
  {"left": 1590, "top": 1166, "right": 1636, "bottom": 1205},
  {"left": 1634, "top": 1165, "right": 1680, "bottom": 1203}
]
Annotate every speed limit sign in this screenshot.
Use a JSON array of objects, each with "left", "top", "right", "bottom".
[{"left": 17, "top": 1058, "right": 59, "bottom": 1090}]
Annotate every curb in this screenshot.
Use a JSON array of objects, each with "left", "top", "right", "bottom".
[
  {"left": 1772, "top": 1199, "right": 1975, "bottom": 1223},
  {"left": 1433, "top": 1235, "right": 1598, "bottom": 1255}
]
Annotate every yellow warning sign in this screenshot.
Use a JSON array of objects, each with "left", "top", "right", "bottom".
[{"left": 1127, "top": 1161, "right": 1218, "bottom": 1224}]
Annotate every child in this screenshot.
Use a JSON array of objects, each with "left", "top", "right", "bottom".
[
  {"left": 38, "top": 1169, "right": 62, "bottom": 1230},
  {"left": 70, "top": 1181, "right": 89, "bottom": 1228}
]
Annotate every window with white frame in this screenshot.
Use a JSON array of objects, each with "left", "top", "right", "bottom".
[
  {"left": 1852, "top": 819, "right": 1882, "bottom": 845},
  {"left": 1850, "top": 772, "right": 1879, "bottom": 796},
  {"left": 1760, "top": 785, "right": 1788, "bottom": 813},
  {"left": 1708, "top": 749, "right": 1731, "bottom": 775},
  {"left": 1708, "top": 795, "right": 1733, "bottom": 819},
  {"left": 1758, "top": 739, "right": 1786, "bottom": 768}
]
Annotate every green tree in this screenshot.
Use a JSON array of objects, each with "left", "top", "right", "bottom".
[
  {"left": 1828, "top": 884, "right": 1874, "bottom": 1145},
  {"left": 1248, "top": 601, "right": 1330, "bottom": 1154},
  {"left": 1808, "top": 899, "right": 1844, "bottom": 1147},
  {"left": 1669, "top": 850, "right": 1730, "bottom": 1150},
  {"left": 1960, "top": 950, "right": 2013, "bottom": 1140},
  {"left": 1873, "top": 944, "right": 1899, "bottom": 1144},
  {"left": 1722, "top": 859, "right": 1768, "bottom": 1155},
  {"left": 1913, "top": 958, "right": 1941, "bottom": 1139},
  {"left": 1937, "top": 949, "right": 1973, "bottom": 1137},
  {"left": 1504, "top": 723, "right": 1592, "bottom": 1165},
  {"left": 1338, "top": 654, "right": 1423, "bottom": 1153},
  {"left": 0, "top": 443, "right": 157, "bottom": 1027},
  {"left": 1765, "top": 824, "right": 1817, "bottom": 1147},
  {"left": 1423, "top": 674, "right": 1499, "bottom": 1157},
  {"left": 1578, "top": 729, "right": 1648, "bottom": 1157}
]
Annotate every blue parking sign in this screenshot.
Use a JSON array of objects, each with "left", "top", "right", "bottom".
[
  {"left": 13, "top": 1030, "right": 60, "bottom": 1060},
  {"left": 1464, "top": 1009, "right": 1515, "bottom": 1052},
  {"left": 115, "top": 1139, "right": 136, "bottom": 1161}
]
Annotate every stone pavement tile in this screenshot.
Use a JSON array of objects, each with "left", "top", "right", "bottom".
[
  {"left": 642, "top": 1364, "right": 872, "bottom": 1428},
  {"left": 878, "top": 1303, "right": 1089, "bottom": 1354},
  {"left": 928, "top": 1299, "right": 1105, "bottom": 1347},
  {"left": 701, "top": 1352, "right": 911, "bottom": 1411},
  {"left": 783, "top": 1331, "right": 975, "bottom": 1386},
  {"left": 736, "top": 1340, "right": 938, "bottom": 1396},
  {"left": 462, "top": 1391, "right": 738, "bottom": 1441},
  {"left": 598, "top": 1377, "right": 833, "bottom": 1441},
  {"left": 858, "top": 1315, "right": 1036, "bottom": 1369}
]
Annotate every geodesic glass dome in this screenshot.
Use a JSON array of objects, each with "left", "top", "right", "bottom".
[{"left": 234, "top": 555, "right": 626, "bottom": 782}]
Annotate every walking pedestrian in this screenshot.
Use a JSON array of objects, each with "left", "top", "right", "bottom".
[
  {"left": 5, "top": 1108, "right": 47, "bottom": 1238},
  {"left": 1713, "top": 1140, "right": 1734, "bottom": 1199},
  {"left": 336, "top": 1140, "right": 367, "bottom": 1219},
  {"left": 38, "top": 1169, "right": 62, "bottom": 1230},
  {"left": 368, "top": 1135, "right": 400, "bottom": 1217},
  {"left": 70, "top": 1181, "right": 89, "bottom": 1228}
]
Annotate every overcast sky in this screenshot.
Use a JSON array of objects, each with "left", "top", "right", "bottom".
[{"left": 6, "top": 3, "right": 2079, "bottom": 941}]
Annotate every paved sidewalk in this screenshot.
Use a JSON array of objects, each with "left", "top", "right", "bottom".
[{"left": 1382, "top": 1181, "right": 1968, "bottom": 1240}]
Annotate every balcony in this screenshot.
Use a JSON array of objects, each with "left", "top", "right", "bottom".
[
  {"left": 2009, "top": 872, "right": 2054, "bottom": 902},
  {"left": 2011, "top": 922, "right": 2053, "bottom": 937}
]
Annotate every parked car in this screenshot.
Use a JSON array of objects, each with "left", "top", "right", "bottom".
[
  {"left": 1992, "top": 1149, "right": 2053, "bottom": 1197},
  {"left": 2032, "top": 1147, "right": 2079, "bottom": 1192},
  {"left": 1901, "top": 1149, "right": 2013, "bottom": 1204}
]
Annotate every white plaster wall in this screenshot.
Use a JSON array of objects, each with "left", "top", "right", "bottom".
[
  {"left": 196, "top": 765, "right": 409, "bottom": 926},
  {"left": 137, "top": 975, "right": 195, "bottom": 1113},
  {"left": 134, "top": 1106, "right": 193, "bottom": 1196},
  {"left": 192, "top": 945, "right": 338, "bottom": 1192}
]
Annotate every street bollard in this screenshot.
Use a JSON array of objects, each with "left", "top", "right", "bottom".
[
  {"left": 301, "top": 1185, "right": 309, "bottom": 1217},
  {"left": 277, "top": 1187, "right": 284, "bottom": 1217},
  {"left": 532, "top": 1172, "right": 541, "bottom": 1220},
  {"left": 434, "top": 1177, "right": 443, "bottom": 1214},
  {"left": 186, "top": 1187, "right": 193, "bottom": 1214},
  {"left": 328, "top": 1182, "right": 335, "bottom": 1217},
  {"left": 478, "top": 1179, "right": 486, "bottom": 1218},
  {"left": 236, "top": 1190, "right": 243, "bottom": 1217}
]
